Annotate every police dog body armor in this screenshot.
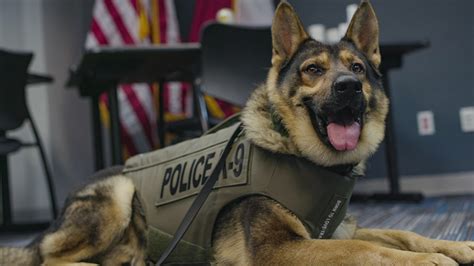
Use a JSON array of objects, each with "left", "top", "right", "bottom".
[{"left": 123, "top": 124, "right": 356, "bottom": 263}]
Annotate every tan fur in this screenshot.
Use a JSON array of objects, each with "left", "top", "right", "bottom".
[
  {"left": 212, "top": 204, "right": 252, "bottom": 265},
  {"left": 344, "top": 1, "right": 381, "bottom": 67},
  {"left": 241, "top": 85, "right": 299, "bottom": 155},
  {"left": 213, "top": 197, "right": 461, "bottom": 265},
  {"left": 271, "top": 2, "right": 308, "bottom": 66},
  {"left": 243, "top": 4, "right": 390, "bottom": 169},
  {"left": 300, "top": 53, "right": 331, "bottom": 72},
  {"left": 0, "top": 175, "right": 147, "bottom": 265},
  {"left": 40, "top": 176, "right": 138, "bottom": 264},
  {"left": 353, "top": 228, "right": 474, "bottom": 264},
  {"left": 2, "top": 1, "right": 472, "bottom": 265},
  {"left": 242, "top": 59, "right": 389, "bottom": 169}
]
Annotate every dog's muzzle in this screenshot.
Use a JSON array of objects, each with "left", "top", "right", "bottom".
[
  {"left": 305, "top": 75, "right": 366, "bottom": 152},
  {"left": 332, "top": 75, "right": 363, "bottom": 109}
]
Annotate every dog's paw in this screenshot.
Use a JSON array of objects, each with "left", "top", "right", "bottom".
[{"left": 434, "top": 241, "right": 474, "bottom": 264}]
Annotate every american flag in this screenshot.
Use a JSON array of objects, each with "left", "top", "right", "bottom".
[
  {"left": 85, "top": 0, "right": 273, "bottom": 158},
  {"left": 85, "top": 0, "right": 188, "bottom": 158}
]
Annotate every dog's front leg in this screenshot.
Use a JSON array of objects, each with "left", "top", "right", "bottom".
[
  {"left": 353, "top": 228, "right": 474, "bottom": 264},
  {"left": 42, "top": 262, "right": 98, "bottom": 266},
  {"left": 213, "top": 196, "right": 457, "bottom": 265},
  {"left": 257, "top": 239, "right": 460, "bottom": 265}
]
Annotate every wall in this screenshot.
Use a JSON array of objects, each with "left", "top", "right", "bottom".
[
  {"left": 291, "top": 0, "right": 474, "bottom": 179},
  {"left": 0, "top": 0, "right": 94, "bottom": 221}
]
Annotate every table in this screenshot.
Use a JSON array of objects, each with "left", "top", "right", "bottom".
[{"left": 67, "top": 44, "right": 207, "bottom": 169}]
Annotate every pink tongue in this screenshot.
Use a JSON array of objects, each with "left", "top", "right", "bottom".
[{"left": 326, "top": 122, "right": 361, "bottom": 151}]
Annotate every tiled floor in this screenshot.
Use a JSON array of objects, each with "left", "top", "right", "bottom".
[{"left": 350, "top": 195, "right": 474, "bottom": 241}]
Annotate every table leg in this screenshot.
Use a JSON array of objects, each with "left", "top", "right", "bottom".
[
  {"left": 158, "top": 81, "right": 166, "bottom": 147},
  {"left": 108, "top": 88, "right": 122, "bottom": 165},
  {"left": 381, "top": 74, "right": 401, "bottom": 194},
  {"left": 0, "top": 159, "right": 11, "bottom": 226},
  {"left": 0, "top": 134, "right": 11, "bottom": 226},
  {"left": 92, "top": 95, "right": 104, "bottom": 170}
]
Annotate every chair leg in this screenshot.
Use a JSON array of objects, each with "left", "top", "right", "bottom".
[
  {"left": 0, "top": 154, "right": 12, "bottom": 226},
  {"left": 28, "top": 116, "right": 58, "bottom": 219},
  {"left": 158, "top": 80, "right": 166, "bottom": 147},
  {"left": 92, "top": 95, "right": 104, "bottom": 171},
  {"left": 193, "top": 80, "right": 209, "bottom": 134}
]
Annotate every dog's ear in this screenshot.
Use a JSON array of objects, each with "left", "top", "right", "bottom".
[
  {"left": 271, "top": 1, "right": 308, "bottom": 65},
  {"left": 344, "top": 0, "right": 381, "bottom": 68}
]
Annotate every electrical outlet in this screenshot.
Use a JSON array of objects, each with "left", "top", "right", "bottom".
[
  {"left": 417, "top": 111, "right": 435, "bottom": 136},
  {"left": 460, "top": 106, "right": 474, "bottom": 132}
]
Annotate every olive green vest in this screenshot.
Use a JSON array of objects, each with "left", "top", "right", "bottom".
[{"left": 123, "top": 124, "right": 356, "bottom": 264}]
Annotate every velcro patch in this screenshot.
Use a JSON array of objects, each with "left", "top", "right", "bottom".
[{"left": 155, "top": 140, "right": 251, "bottom": 206}]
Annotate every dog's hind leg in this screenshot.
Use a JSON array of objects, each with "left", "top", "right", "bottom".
[
  {"left": 101, "top": 191, "right": 147, "bottom": 266},
  {"left": 352, "top": 228, "right": 474, "bottom": 264},
  {"left": 39, "top": 175, "right": 139, "bottom": 265},
  {"left": 213, "top": 196, "right": 458, "bottom": 265}
]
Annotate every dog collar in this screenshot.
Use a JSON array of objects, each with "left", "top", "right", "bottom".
[{"left": 327, "top": 163, "right": 358, "bottom": 177}]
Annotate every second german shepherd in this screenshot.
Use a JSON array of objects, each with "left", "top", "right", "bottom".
[{"left": 2, "top": 1, "right": 473, "bottom": 265}]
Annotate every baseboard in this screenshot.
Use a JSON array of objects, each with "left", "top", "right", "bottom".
[{"left": 354, "top": 171, "right": 474, "bottom": 196}]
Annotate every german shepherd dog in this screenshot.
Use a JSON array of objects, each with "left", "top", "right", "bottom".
[{"left": 2, "top": 1, "right": 473, "bottom": 265}]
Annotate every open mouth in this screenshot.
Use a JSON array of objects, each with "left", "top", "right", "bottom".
[{"left": 304, "top": 100, "right": 364, "bottom": 151}]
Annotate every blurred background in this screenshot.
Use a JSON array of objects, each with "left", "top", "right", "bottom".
[{"left": 0, "top": 0, "right": 472, "bottom": 240}]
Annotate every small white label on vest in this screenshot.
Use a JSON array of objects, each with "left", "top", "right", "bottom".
[
  {"left": 155, "top": 140, "right": 250, "bottom": 206},
  {"left": 317, "top": 195, "right": 346, "bottom": 239}
]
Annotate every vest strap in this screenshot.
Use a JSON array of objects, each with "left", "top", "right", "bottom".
[
  {"left": 156, "top": 124, "right": 244, "bottom": 265},
  {"left": 204, "top": 113, "right": 241, "bottom": 135}
]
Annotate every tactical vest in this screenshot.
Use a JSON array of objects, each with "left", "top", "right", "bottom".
[{"left": 123, "top": 124, "right": 356, "bottom": 264}]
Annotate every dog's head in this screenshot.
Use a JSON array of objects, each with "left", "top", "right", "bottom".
[{"left": 266, "top": 1, "right": 389, "bottom": 167}]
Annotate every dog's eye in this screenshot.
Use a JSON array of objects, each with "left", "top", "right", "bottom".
[
  {"left": 304, "top": 64, "right": 324, "bottom": 75},
  {"left": 351, "top": 63, "right": 365, "bottom": 74}
]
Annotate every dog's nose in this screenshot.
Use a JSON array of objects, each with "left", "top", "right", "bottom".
[{"left": 333, "top": 75, "right": 362, "bottom": 98}]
